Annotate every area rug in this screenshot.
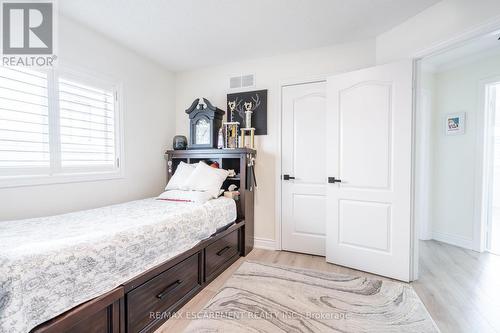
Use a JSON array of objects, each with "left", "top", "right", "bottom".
[{"left": 184, "top": 261, "right": 439, "bottom": 333}]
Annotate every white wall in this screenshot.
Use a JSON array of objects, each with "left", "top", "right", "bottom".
[
  {"left": 175, "top": 40, "right": 376, "bottom": 242},
  {"left": 376, "top": 0, "right": 500, "bottom": 63},
  {"left": 0, "top": 16, "right": 176, "bottom": 221},
  {"left": 424, "top": 54, "right": 500, "bottom": 250},
  {"left": 375, "top": 0, "right": 500, "bottom": 255}
]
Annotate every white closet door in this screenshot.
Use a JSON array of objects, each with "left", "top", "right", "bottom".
[
  {"left": 326, "top": 61, "right": 413, "bottom": 281},
  {"left": 282, "top": 81, "right": 327, "bottom": 256}
]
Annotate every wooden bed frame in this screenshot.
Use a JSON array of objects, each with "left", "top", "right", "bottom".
[{"left": 31, "top": 148, "right": 256, "bottom": 333}]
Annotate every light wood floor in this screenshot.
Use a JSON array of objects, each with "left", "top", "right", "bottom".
[
  {"left": 157, "top": 240, "right": 500, "bottom": 333},
  {"left": 413, "top": 240, "right": 500, "bottom": 333}
]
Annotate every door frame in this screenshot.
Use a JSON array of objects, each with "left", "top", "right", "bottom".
[
  {"left": 482, "top": 77, "right": 500, "bottom": 253},
  {"left": 411, "top": 17, "right": 500, "bottom": 280},
  {"left": 276, "top": 75, "right": 327, "bottom": 251}
]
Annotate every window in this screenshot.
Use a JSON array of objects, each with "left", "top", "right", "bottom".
[
  {"left": 0, "top": 67, "right": 50, "bottom": 170},
  {"left": 58, "top": 76, "right": 117, "bottom": 169},
  {"left": 0, "top": 66, "right": 122, "bottom": 187}
]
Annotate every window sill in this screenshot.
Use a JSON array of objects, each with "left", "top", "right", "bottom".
[{"left": 0, "top": 170, "right": 125, "bottom": 189}]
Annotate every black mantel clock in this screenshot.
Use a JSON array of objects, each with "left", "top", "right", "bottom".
[{"left": 186, "top": 98, "right": 225, "bottom": 149}]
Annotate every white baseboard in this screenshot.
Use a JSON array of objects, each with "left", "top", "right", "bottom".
[
  {"left": 431, "top": 231, "right": 474, "bottom": 250},
  {"left": 253, "top": 237, "right": 276, "bottom": 250}
]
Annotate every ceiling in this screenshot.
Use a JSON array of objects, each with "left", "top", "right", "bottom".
[
  {"left": 60, "top": 0, "right": 440, "bottom": 72},
  {"left": 422, "top": 30, "right": 500, "bottom": 72}
]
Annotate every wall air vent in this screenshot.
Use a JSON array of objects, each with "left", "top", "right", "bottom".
[{"left": 229, "top": 74, "right": 255, "bottom": 89}]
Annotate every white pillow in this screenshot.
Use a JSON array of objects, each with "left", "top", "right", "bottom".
[
  {"left": 183, "top": 162, "right": 229, "bottom": 198},
  {"left": 165, "top": 162, "right": 196, "bottom": 190},
  {"left": 157, "top": 190, "right": 213, "bottom": 204}
]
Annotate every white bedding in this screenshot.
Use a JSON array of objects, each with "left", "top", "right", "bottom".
[{"left": 0, "top": 197, "right": 236, "bottom": 333}]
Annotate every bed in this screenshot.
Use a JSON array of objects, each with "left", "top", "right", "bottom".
[
  {"left": 0, "top": 148, "right": 255, "bottom": 333},
  {"left": 0, "top": 197, "right": 237, "bottom": 333}
]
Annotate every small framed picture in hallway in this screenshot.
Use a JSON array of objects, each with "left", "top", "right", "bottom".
[{"left": 445, "top": 113, "right": 466, "bottom": 135}]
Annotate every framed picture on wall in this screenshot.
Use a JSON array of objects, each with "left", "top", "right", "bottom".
[
  {"left": 227, "top": 90, "right": 268, "bottom": 135},
  {"left": 445, "top": 113, "right": 465, "bottom": 135}
]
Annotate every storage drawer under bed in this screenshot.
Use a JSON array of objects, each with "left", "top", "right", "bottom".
[
  {"left": 205, "top": 229, "right": 240, "bottom": 281},
  {"left": 126, "top": 253, "right": 201, "bottom": 333},
  {"left": 32, "top": 224, "right": 245, "bottom": 333}
]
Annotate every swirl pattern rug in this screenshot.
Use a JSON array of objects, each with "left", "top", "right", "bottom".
[{"left": 184, "top": 261, "right": 439, "bottom": 333}]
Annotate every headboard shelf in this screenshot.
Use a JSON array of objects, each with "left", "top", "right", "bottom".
[
  {"left": 164, "top": 148, "right": 256, "bottom": 255},
  {"left": 165, "top": 148, "right": 256, "bottom": 158}
]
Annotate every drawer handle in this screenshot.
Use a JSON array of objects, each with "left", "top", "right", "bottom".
[
  {"left": 156, "top": 280, "right": 183, "bottom": 300},
  {"left": 216, "top": 246, "right": 231, "bottom": 256}
]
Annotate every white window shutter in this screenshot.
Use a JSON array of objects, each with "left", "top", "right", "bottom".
[
  {"left": 0, "top": 66, "right": 121, "bottom": 185},
  {"left": 58, "top": 77, "right": 117, "bottom": 169},
  {"left": 0, "top": 67, "right": 50, "bottom": 169}
]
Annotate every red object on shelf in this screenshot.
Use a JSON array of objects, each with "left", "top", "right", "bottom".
[{"left": 210, "top": 161, "right": 220, "bottom": 168}]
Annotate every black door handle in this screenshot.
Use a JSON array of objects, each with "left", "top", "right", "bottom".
[
  {"left": 328, "top": 177, "right": 342, "bottom": 183},
  {"left": 283, "top": 174, "right": 295, "bottom": 180}
]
